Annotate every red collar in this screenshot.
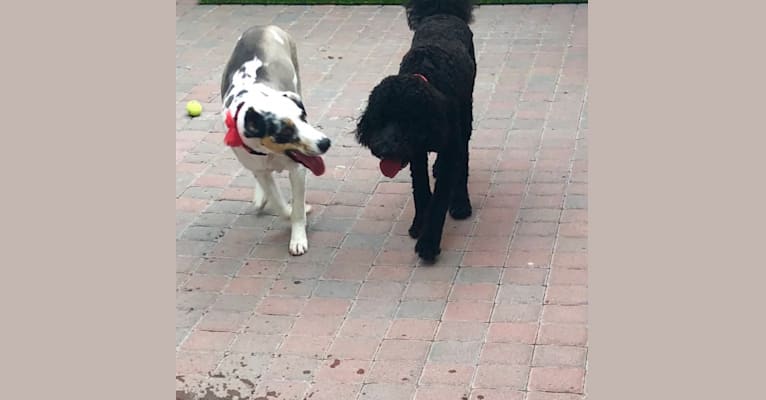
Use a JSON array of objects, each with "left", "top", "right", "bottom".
[
  {"left": 413, "top": 73, "right": 428, "bottom": 83},
  {"left": 224, "top": 104, "right": 267, "bottom": 156}
]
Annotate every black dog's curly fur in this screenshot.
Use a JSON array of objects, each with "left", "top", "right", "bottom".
[{"left": 356, "top": 0, "right": 477, "bottom": 262}]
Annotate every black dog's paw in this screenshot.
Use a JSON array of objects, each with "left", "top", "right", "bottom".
[
  {"left": 449, "top": 199, "right": 472, "bottom": 220},
  {"left": 415, "top": 237, "right": 441, "bottom": 262}
]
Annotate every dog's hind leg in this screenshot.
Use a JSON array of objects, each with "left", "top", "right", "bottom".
[
  {"left": 287, "top": 166, "right": 309, "bottom": 256},
  {"left": 252, "top": 171, "right": 291, "bottom": 219},
  {"left": 253, "top": 181, "right": 267, "bottom": 210},
  {"left": 253, "top": 174, "right": 312, "bottom": 217}
]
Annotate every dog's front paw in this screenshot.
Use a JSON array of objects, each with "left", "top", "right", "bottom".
[
  {"left": 415, "top": 236, "right": 441, "bottom": 262},
  {"left": 289, "top": 234, "right": 309, "bottom": 256},
  {"left": 449, "top": 199, "right": 472, "bottom": 220}
]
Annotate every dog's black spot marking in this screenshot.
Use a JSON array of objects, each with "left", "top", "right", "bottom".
[
  {"left": 273, "top": 119, "right": 297, "bottom": 144},
  {"left": 223, "top": 83, "right": 235, "bottom": 98},
  {"left": 255, "top": 65, "right": 271, "bottom": 84},
  {"left": 274, "top": 129, "right": 295, "bottom": 144},
  {"left": 243, "top": 108, "right": 267, "bottom": 138},
  {"left": 238, "top": 65, "right": 246, "bottom": 73},
  {"left": 236, "top": 89, "right": 248, "bottom": 97},
  {"left": 284, "top": 93, "right": 308, "bottom": 122},
  {"left": 224, "top": 95, "right": 234, "bottom": 108}
]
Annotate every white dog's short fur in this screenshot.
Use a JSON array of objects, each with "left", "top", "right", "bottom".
[{"left": 221, "top": 25, "right": 331, "bottom": 256}]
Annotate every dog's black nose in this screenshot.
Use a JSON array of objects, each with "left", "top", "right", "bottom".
[{"left": 317, "top": 138, "right": 331, "bottom": 153}]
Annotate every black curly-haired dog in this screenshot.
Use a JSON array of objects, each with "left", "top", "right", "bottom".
[{"left": 355, "top": 0, "right": 477, "bottom": 262}]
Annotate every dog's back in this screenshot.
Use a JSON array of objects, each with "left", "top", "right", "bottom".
[
  {"left": 404, "top": 0, "right": 476, "bottom": 31},
  {"left": 221, "top": 25, "right": 301, "bottom": 99},
  {"left": 404, "top": 0, "right": 476, "bottom": 74},
  {"left": 399, "top": 0, "right": 477, "bottom": 101}
]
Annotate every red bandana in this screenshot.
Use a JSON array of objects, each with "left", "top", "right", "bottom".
[
  {"left": 223, "top": 105, "right": 266, "bottom": 156},
  {"left": 224, "top": 108, "right": 243, "bottom": 147}
]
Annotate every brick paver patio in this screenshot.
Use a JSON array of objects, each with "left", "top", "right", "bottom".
[{"left": 176, "top": 1, "right": 587, "bottom": 399}]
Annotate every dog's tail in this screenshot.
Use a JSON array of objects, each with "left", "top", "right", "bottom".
[{"left": 404, "top": 0, "right": 476, "bottom": 30}]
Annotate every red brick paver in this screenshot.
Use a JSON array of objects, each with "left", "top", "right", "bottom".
[{"left": 176, "top": 2, "right": 588, "bottom": 399}]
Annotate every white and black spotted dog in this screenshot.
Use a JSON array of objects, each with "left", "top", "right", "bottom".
[{"left": 220, "top": 25, "right": 331, "bottom": 256}]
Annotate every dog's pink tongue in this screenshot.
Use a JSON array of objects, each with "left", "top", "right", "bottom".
[
  {"left": 291, "top": 152, "right": 326, "bottom": 176},
  {"left": 380, "top": 159, "right": 404, "bottom": 178}
]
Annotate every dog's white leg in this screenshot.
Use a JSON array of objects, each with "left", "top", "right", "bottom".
[
  {"left": 251, "top": 172, "right": 312, "bottom": 217},
  {"left": 252, "top": 171, "right": 291, "bottom": 218},
  {"left": 253, "top": 180, "right": 267, "bottom": 210},
  {"left": 287, "top": 166, "right": 309, "bottom": 256}
]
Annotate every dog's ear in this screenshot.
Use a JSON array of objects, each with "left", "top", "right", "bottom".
[
  {"left": 282, "top": 92, "right": 308, "bottom": 122},
  {"left": 243, "top": 108, "right": 266, "bottom": 138}
]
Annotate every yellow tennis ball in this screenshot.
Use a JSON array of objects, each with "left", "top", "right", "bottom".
[{"left": 186, "top": 100, "right": 202, "bottom": 117}]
